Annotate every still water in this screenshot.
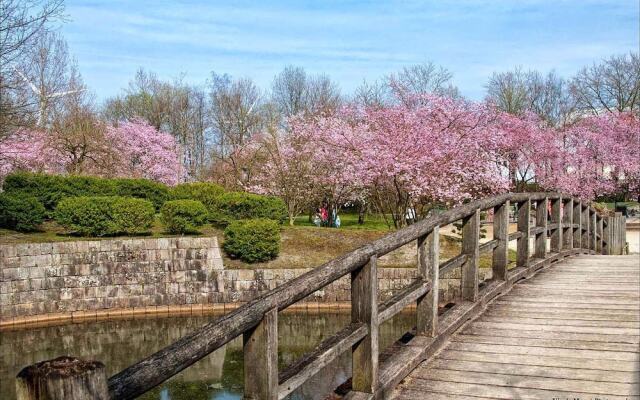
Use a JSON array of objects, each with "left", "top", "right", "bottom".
[{"left": 0, "top": 311, "right": 415, "bottom": 400}]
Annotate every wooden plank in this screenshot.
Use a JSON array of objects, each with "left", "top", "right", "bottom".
[
  {"left": 534, "top": 198, "right": 547, "bottom": 259},
  {"left": 278, "top": 323, "right": 367, "bottom": 399},
  {"left": 395, "top": 378, "right": 637, "bottom": 400},
  {"left": 351, "top": 255, "right": 378, "bottom": 393},
  {"left": 491, "top": 300, "right": 640, "bottom": 310},
  {"left": 460, "top": 325, "right": 640, "bottom": 344},
  {"left": 439, "top": 253, "right": 467, "bottom": 275},
  {"left": 437, "top": 349, "right": 639, "bottom": 372},
  {"left": 243, "top": 307, "right": 278, "bottom": 400},
  {"left": 417, "top": 226, "right": 439, "bottom": 336},
  {"left": 492, "top": 200, "right": 509, "bottom": 281},
  {"left": 563, "top": 199, "right": 573, "bottom": 249},
  {"left": 461, "top": 208, "right": 480, "bottom": 301},
  {"left": 411, "top": 368, "right": 639, "bottom": 396},
  {"left": 453, "top": 333, "right": 640, "bottom": 352},
  {"left": 428, "top": 358, "right": 638, "bottom": 383},
  {"left": 516, "top": 200, "right": 531, "bottom": 267},
  {"left": 469, "top": 321, "right": 640, "bottom": 336},
  {"left": 480, "top": 314, "right": 640, "bottom": 327},
  {"left": 497, "top": 295, "right": 640, "bottom": 305}
]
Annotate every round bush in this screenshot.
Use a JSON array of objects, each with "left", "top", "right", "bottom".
[
  {"left": 55, "top": 197, "right": 116, "bottom": 236},
  {"left": 54, "top": 196, "right": 155, "bottom": 236},
  {"left": 210, "top": 192, "right": 287, "bottom": 226},
  {"left": 111, "top": 197, "right": 156, "bottom": 234},
  {"left": 223, "top": 219, "right": 281, "bottom": 263},
  {"left": 160, "top": 200, "right": 209, "bottom": 234},
  {"left": 0, "top": 193, "right": 46, "bottom": 232}
]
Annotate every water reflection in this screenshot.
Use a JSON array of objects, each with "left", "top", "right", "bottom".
[{"left": 0, "top": 311, "right": 415, "bottom": 400}]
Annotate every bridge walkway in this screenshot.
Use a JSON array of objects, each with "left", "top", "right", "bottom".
[{"left": 392, "top": 255, "right": 640, "bottom": 400}]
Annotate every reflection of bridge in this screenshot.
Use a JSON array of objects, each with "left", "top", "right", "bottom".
[{"left": 22, "top": 193, "right": 635, "bottom": 399}]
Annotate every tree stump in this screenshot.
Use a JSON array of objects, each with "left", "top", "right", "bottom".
[{"left": 16, "top": 356, "right": 109, "bottom": 400}]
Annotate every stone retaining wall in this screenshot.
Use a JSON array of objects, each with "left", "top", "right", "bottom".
[{"left": 0, "top": 237, "right": 489, "bottom": 327}]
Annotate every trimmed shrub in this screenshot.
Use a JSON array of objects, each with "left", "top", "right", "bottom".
[
  {"left": 0, "top": 193, "right": 46, "bottom": 232},
  {"left": 111, "top": 197, "right": 156, "bottom": 234},
  {"left": 170, "top": 182, "right": 224, "bottom": 210},
  {"left": 223, "top": 219, "right": 281, "bottom": 263},
  {"left": 160, "top": 200, "right": 208, "bottom": 234},
  {"left": 2, "top": 172, "right": 169, "bottom": 211},
  {"left": 54, "top": 196, "right": 155, "bottom": 236},
  {"left": 210, "top": 192, "right": 287, "bottom": 226}
]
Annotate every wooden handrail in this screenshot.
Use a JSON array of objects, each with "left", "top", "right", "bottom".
[{"left": 19, "top": 192, "right": 625, "bottom": 400}]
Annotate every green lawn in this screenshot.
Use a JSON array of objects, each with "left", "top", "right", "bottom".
[{"left": 293, "top": 212, "right": 393, "bottom": 231}]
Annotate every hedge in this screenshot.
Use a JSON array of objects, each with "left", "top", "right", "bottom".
[
  {"left": 170, "top": 182, "right": 224, "bottom": 210},
  {"left": 223, "top": 219, "right": 281, "bottom": 263},
  {"left": 160, "top": 200, "right": 208, "bottom": 234},
  {"left": 210, "top": 192, "right": 287, "bottom": 226},
  {"left": 2, "top": 172, "right": 169, "bottom": 211},
  {"left": 0, "top": 193, "right": 46, "bottom": 232},
  {"left": 54, "top": 196, "right": 155, "bottom": 236}
]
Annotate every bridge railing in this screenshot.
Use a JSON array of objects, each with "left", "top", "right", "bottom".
[{"left": 15, "top": 193, "right": 627, "bottom": 400}]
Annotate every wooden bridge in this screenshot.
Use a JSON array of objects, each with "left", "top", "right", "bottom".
[{"left": 15, "top": 193, "right": 635, "bottom": 400}]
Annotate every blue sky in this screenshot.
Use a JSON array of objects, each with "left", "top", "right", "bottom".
[{"left": 61, "top": 0, "right": 638, "bottom": 101}]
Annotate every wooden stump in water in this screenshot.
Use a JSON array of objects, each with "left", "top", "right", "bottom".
[{"left": 16, "top": 356, "right": 109, "bottom": 400}]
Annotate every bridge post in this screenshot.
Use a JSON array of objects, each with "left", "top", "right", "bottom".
[
  {"left": 516, "top": 200, "right": 531, "bottom": 267},
  {"left": 492, "top": 200, "right": 509, "bottom": 281},
  {"left": 562, "top": 198, "right": 573, "bottom": 250},
  {"left": 550, "top": 197, "right": 562, "bottom": 253},
  {"left": 535, "top": 198, "right": 548, "bottom": 258},
  {"left": 582, "top": 205, "right": 591, "bottom": 250},
  {"left": 603, "top": 216, "right": 611, "bottom": 255},
  {"left": 417, "top": 226, "right": 439, "bottom": 336},
  {"left": 16, "top": 357, "right": 109, "bottom": 400},
  {"left": 591, "top": 210, "right": 597, "bottom": 251},
  {"left": 243, "top": 307, "right": 278, "bottom": 400},
  {"left": 573, "top": 201, "right": 582, "bottom": 249},
  {"left": 461, "top": 209, "right": 480, "bottom": 302},
  {"left": 597, "top": 216, "right": 604, "bottom": 254},
  {"left": 351, "top": 255, "right": 378, "bottom": 393}
]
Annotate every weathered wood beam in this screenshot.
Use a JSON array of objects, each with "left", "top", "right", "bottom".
[
  {"left": 17, "top": 357, "right": 109, "bottom": 400},
  {"left": 461, "top": 209, "right": 480, "bottom": 302},
  {"left": 562, "top": 198, "right": 573, "bottom": 250},
  {"left": 351, "top": 255, "right": 378, "bottom": 394},
  {"left": 439, "top": 254, "right": 468, "bottom": 276},
  {"left": 573, "top": 201, "right": 582, "bottom": 249},
  {"left": 416, "top": 226, "right": 439, "bottom": 336},
  {"left": 516, "top": 200, "right": 531, "bottom": 268},
  {"left": 591, "top": 210, "right": 597, "bottom": 251},
  {"left": 582, "top": 204, "right": 590, "bottom": 249},
  {"left": 492, "top": 200, "right": 509, "bottom": 281},
  {"left": 278, "top": 323, "right": 367, "bottom": 399},
  {"left": 243, "top": 307, "right": 278, "bottom": 400},
  {"left": 534, "top": 197, "right": 548, "bottom": 259},
  {"left": 381, "top": 279, "right": 431, "bottom": 325},
  {"left": 550, "top": 197, "right": 562, "bottom": 252}
]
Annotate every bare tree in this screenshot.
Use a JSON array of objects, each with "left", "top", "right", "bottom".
[
  {"left": 571, "top": 52, "right": 640, "bottom": 115},
  {"left": 353, "top": 79, "right": 389, "bottom": 108},
  {"left": 271, "top": 65, "right": 341, "bottom": 118},
  {"left": 0, "top": 0, "right": 65, "bottom": 137},
  {"left": 485, "top": 67, "right": 530, "bottom": 115},
  {"left": 388, "top": 62, "right": 460, "bottom": 105}
]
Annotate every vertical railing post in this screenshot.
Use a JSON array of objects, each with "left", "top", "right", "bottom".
[
  {"left": 461, "top": 209, "right": 480, "bottom": 301},
  {"left": 351, "top": 255, "right": 378, "bottom": 393},
  {"left": 582, "top": 204, "right": 590, "bottom": 250},
  {"left": 621, "top": 213, "right": 627, "bottom": 254},
  {"left": 243, "top": 307, "right": 278, "bottom": 400},
  {"left": 16, "top": 357, "right": 109, "bottom": 400},
  {"left": 573, "top": 201, "right": 582, "bottom": 249},
  {"left": 517, "top": 200, "right": 531, "bottom": 267},
  {"left": 417, "top": 226, "right": 439, "bottom": 336},
  {"left": 562, "top": 198, "right": 573, "bottom": 250},
  {"left": 591, "top": 210, "right": 597, "bottom": 251},
  {"left": 550, "top": 197, "right": 562, "bottom": 253},
  {"left": 535, "top": 198, "right": 548, "bottom": 258},
  {"left": 597, "top": 216, "right": 604, "bottom": 254},
  {"left": 603, "top": 216, "right": 611, "bottom": 255},
  {"left": 492, "top": 200, "right": 509, "bottom": 281}
]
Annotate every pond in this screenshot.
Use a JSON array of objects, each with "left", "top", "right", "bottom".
[{"left": 0, "top": 311, "right": 416, "bottom": 400}]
